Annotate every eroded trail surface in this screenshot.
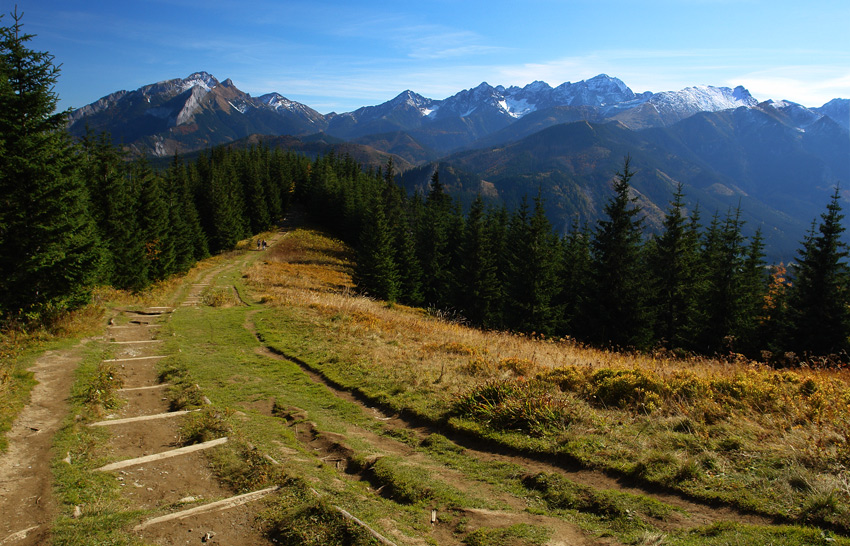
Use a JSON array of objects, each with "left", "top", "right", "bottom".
[
  {"left": 249, "top": 322, "right": 772, "bottom": 542},
  {"left": 0, "top": 343, "right": 88, "bottom": 545},
  {"left": 96, "top": 275, "right": 273, "bottom": 545}
]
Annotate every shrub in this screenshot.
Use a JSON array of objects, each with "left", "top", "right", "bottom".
[
  {"left": 497, "top": 358, "right": 539, "bottom": 377},
  {"left": 588, "top": 369, "right": 665, "bottom": 412},
  {"left": 81, "top": 361, "right": 124, "bottom": 415},
  {"left": 537, "top": 366, "right": 585, "bottom": 393}
]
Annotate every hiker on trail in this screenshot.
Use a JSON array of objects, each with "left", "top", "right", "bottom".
[
  {"left": 257, "top": 239, "right": 261, "bottom": 251},
  {"left": 262, "top": 239, "right": 267, "bottom": 250}
]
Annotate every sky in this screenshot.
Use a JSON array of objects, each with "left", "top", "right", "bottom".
[{"left": 7, "top": 0, "right": 850, "bottom": 114}]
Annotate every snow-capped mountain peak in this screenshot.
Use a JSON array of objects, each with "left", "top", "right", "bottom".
[
  {"left": 67, "top": 70, "right": 847, "bottom": 159},
  {"left": 179, "top": 71, "right": 218, "bottom": 92}
]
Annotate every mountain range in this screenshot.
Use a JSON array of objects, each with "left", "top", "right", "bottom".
[{"left": 66, "top": 72, "right": 850, "bottom": 261}]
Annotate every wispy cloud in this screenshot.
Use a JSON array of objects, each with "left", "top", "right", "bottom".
[{"left": 734, "top": 67, "right": 850, "bottom": 106}]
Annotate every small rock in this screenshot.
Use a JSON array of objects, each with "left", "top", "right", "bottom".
[
  {"left": 202, "top": 531, "right": 215, "bottom": 542},
  {"left": 72, "top": 506, "right": 82, "bottom": 519},
  {"left": 178, "top": 496, "right": 197, "bottom": 503},
  {"left": 62, "top": 452, "right": 72, "bottom": 464}
]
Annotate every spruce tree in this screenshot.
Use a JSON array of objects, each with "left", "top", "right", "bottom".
[
  {"left": 354, "top": 193, "right": 399, "bottom": 301},
  {"left": 696, "top": 207, "right": 751, "bottom": 353},
  {"left": 504, "top": 194, "right": 559, "bottom": 334},
  {"left": 382, "top": 159, "right": 422, "bottom": 305},
  {"left": 79, "top": 131, "right": 148, "bottom": 291},
  {"left": 647, "top": 184, "right": 701, "bottom": 349},
  {"left": 0, "top": 12, "right": 100, "bottom": 320},
  {"left": 786, "top": 188, "right": 850, "bottom": 355},
  {"left": 458, "top": 195, "right": 501, "bottom": 326},
  {"left": 241, "top": 147, "right": 271, "bottom": 233},
  {"left": 207, "top": 157, "right": 249, "bottom": 252},
  {"left": 166, "top": 155, "right": 208, "bottom": 273},
  {"left": 736, "top": 229, "right": 767, "bottom": 355},
  {"left": 418, "top": 170, "right": 453, "bottom": 308},
  {"left": 133, "top": 157, "right": 174, "bottom": 282},
  {"left": 558, "top": 220, "right": 592, "bottom": 337},
  {"left": 587, "top": 157, "right": 649, "bottom": 348}
]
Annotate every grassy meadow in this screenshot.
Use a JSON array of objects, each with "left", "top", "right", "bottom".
[
  {"left": 244, "top": 226, "right": 850, "bottom": 540},
  {"left": 7, "top": 223, "right": 850, "bottom": 545}
]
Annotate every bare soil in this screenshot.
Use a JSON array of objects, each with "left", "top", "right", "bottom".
[{"left": 0, "top": 342, "right": 88, "bottom": 545}]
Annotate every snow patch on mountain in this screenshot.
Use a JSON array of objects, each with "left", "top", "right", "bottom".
[
  {"left": 229, "top": 101, "right": 250, "bottom": 114},
  {"left": 651, "top": 85, "right": 757, "bottom": 114},
  {"left": 180, "top": 71, "right": 217, "bottom": 93}
]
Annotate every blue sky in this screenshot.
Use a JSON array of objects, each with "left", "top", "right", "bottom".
[{"left": 9, "top": 0, "right": 850, "bottom": 114}]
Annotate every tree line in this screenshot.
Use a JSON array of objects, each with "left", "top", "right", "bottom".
[
  {"left": 302, "top": 152, "right": 850, "bottom": 362},
  {"left": 2, "top": 13, "right": 848, "bottom": 363}
]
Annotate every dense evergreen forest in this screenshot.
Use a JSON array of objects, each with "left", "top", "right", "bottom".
[{"left": 2, "top": 14, "right": 849, "bottom": 364}]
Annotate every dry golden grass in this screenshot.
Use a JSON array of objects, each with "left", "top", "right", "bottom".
[
  {"left": 246, "top": 226, "right": 850, "bottom": 527},
  {"left": 248, "top": 228, "right": 850, "bottom": 404}
]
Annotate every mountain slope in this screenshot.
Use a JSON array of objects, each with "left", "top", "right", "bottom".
[
  {"left": 403, "top": 111, "right": 849, "bottom": 260},
  {"left": 67, "top": 72, "right": 327, "bottom": 156}
]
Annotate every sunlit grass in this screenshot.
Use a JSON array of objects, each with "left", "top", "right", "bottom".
[{"left": 248, "top": 226, "right": 850, "bottom": 534}]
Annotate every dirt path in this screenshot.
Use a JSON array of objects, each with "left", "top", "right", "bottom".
[
  {"left": 0, "top": 258, "right": 275, "bottom": 545},
  {"left": 102, "top": 283, "right": 273, "bottom": 545},
  {"left": 0, "top": 342, "right": 88, "bottom": 545}
]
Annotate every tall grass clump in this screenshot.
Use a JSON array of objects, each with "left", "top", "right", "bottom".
[{"left": 453, "top": 379, "right": 587, "bottom": 437}]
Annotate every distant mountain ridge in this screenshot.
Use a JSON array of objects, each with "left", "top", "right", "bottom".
[{"left": 67, "top": 71, "right": 846, "bottom": 158}]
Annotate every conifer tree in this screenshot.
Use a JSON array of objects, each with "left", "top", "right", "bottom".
[
  {"left": 736, "top": 229, "right": 767, "bottom": 355},
  {"left": 647, "top": 184, "right": 701, "bottom": 349},
  {"left": 0, "top": 12, "right": 100, "bottom": 320},
  {"left": 504, "top": 194, "right": 559, "bottom": 333},
  {"left": 165, "top": 155, "right": 208, "bottom": 272},
  {"left": 443, "top": 202, "right": 467, "bottom": 312},
  {"left": 354, "top": 193, "right": 399, "bottom": 301},
  {"left": 133, "top": 157, "right": 174, "bottom": 282},
  {"left": 587, "top": 157, "right": 649, "bottom": 348},
  {"left": 79, "top": 131, "right": 149, "bottom": 291},
  {"left": 458, "top": 195, "right": 500, "bottom": 326},
  {"left": 382, "top": 159, "right": 422, "bottom": 304},
  {"left": 786, "top": 188, "right": 850, "bottom": 355},
  {"left": 207, "top": 157, "right": 249, "bottom": 252},
  {"left": 558, "top": 220, "right": 592, "bottom": 337},
  {"left": 418, "top": 170, "right": 453, "bottom": 308},
  {"left": 696, "top": 207, "right": 751, "bottom": 353},
  {"left": 486, "top": 205, "right": 510, "bottom": 327},
  {"left": 241, "top": 148, "right": 271, "bottom": 233}
]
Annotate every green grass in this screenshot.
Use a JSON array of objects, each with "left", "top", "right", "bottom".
[
  {"left": 670, "top": 522, "right": 848, "bottom": 546},
  {"left": 252, "top": 302, "right": 850, "bottom": 534}
]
